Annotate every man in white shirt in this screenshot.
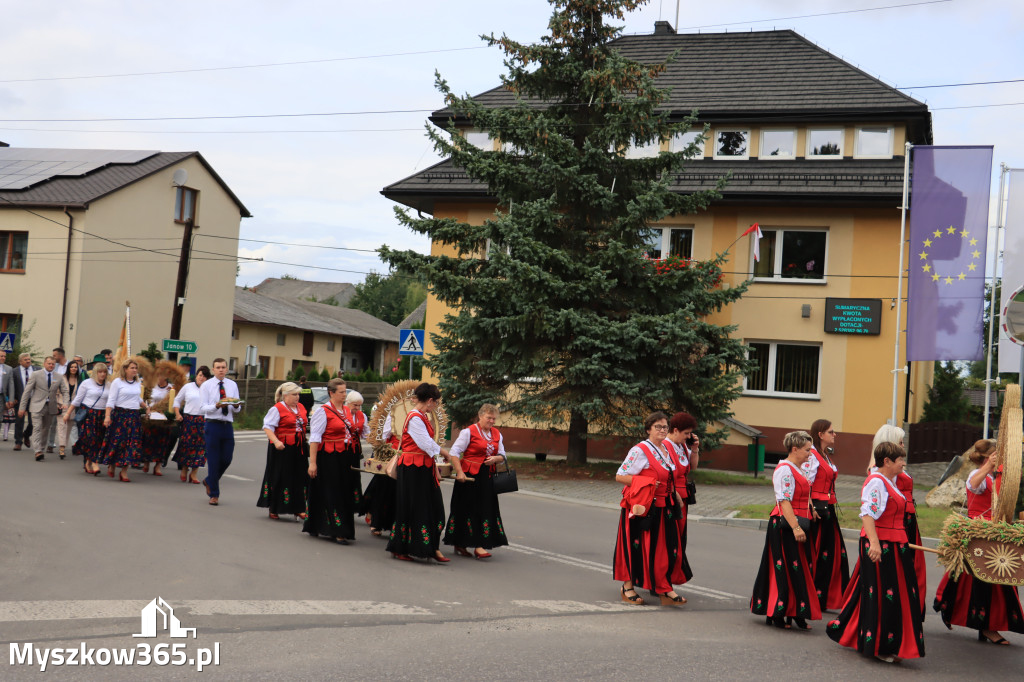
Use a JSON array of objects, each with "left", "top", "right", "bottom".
[
  {"left": 199, "top": 358, "right": 242, "bottom": 506},
  {"left": 0, "top": 351, "right": 13, "bottom": 423},
  {"left": 45, "top": 347, "right": 69, "bottom": 452},
  {"left": 18, "top": 356, "right": 69, "bottom": 461}
]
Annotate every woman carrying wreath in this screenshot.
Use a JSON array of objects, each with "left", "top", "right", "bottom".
[
  {"left": 751, "top": 431, "right": 822, "bottom": 629},
  {"left": 802, "top": 418, "right": 849, "bottom": 611},
  {"left": 443, "top": 403, "right": 509, "bottom": 559},
  {"left": 258, "top": 381, "right": 310, "bottom": 521}
]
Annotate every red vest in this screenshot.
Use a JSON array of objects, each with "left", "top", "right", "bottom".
[
  {"left": 667, "top": 440, "right": 689, "bottom": 491},
  {"left": 809, "top": 447, "right": 838, "bottom": 504},
  {"left": 273, "top": 402, "right": 307, "bottom": 445},
  {"left": 632, "top": 441, "right": 673, "bottom": 507},
  {"left": 771, "top": 460, "right": 811, "bottom": 519},
  {"left": 458, "top": 423, "right": 501, "bottom": 476},
  {"left": 861, "top": 473, "right": 908, "bottom": 542},
  {"left": 352, "top": 409, "right": 365, "bottom": 434},
  {"left": 966, "top": 473, "right": 994, "bottom": 520},
  {"left": 319, "top": 403, "right": 354, "bottom": 453},
  {"left": 399, "top": 410, "right": 435, "bottom": 468},
  {"left": 896, "top": 471, "right": 916, "bottom": 513}
]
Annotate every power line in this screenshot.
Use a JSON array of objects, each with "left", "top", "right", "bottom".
[
  {"left": 0, "top": 127, "right": 425, "bottom": 134},
  {"left": 199, "top": 233, "right": 380, "bottom": 253},
  {"left": 678, "top": 0, "right": 954, "bottom": 29},
  {"left": 903, "top": 78, "right": 1024, "bottom": 89},
  {"left": 0, "top": 109, "right": 433, "bottom": 123}
]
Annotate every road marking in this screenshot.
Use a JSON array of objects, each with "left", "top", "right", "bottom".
[
  {"left": 222, "top": 474, "right": 254, "bottom": 481},
  {"left": 507, "top": 543, "right": 744, "bottom": 602},
  {"left": 0, "top": 600, "right": 432, "bottom": 622},
  {"left": 511, "top": 600, "right": 636, "bottom": 613}
]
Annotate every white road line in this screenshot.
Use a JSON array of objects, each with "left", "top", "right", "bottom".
[
  {"left": 0, "top": 600, "right": 432, "bottom": 622},
  {"left": 222, "top": 474, "right": 254, "bottom": 481},
  {"left": 511, "top": 600, "right": 636, "bottom": 613}
]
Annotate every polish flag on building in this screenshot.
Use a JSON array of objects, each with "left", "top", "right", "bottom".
[{"left": 742, "top": 223, "right": 763, "bottom": 261}]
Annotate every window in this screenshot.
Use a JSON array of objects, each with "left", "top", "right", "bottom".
[
  {"left": 670, "top": 130, "right": 705, "bottom": 159},
  {"left": 745, "top": 342, "right": 821, "bottom": 398},
  {"left": 625, "top": 139, "right": 661, "bottom": 159},
  {"left": 276, "top": 333, "right": 286, "bottom": 346},
  {"left": 230, "top": 327, "right": 238, "bottom": 340},
  {"left": 854, "top": 126, "right": 893, "bottom": 158},
  {"left": 645, "top": 227, "right": 693, "bottom": 260},
  {"left": 327, "top": 339, "right": 336, "bottom": 352},
  {"left": 0, "top": 313, "right": 21, "bottom": 334},
  {"left": 257, "top": 356, "right": 270, "bottom": 377},
  {"left": 302, "top": 331, "right": 314, "bottom": 357},
  {"left": 228, "top": 357, "right": 238, "bottom": 374},
  {"left": 0, "top": 231, "right": 28, "bottom": 272},
  {"left": 759, "top": 129, "right": 796, "bottom": 159},
  {"left": 463, "top": 129, "right": 493, "bottom": 151},
  {"left": 753, "top": 228, "right": 827, "bottom": 281},
  {"left": 806, "top": 128, "right": 844, "bottom": 158},
  {"left": 174, "top": 186, "right": 198, "bottom": 223},
  {"left": 350, "top": 358, "right": 358, "bottom": 369},
  {"left": 714, "top": 129, "right": 750, "bottom": 160}
]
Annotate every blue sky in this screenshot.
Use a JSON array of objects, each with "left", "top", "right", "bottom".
[{"left": 0, "top": 0, "right": 1020, "bottom": 286}]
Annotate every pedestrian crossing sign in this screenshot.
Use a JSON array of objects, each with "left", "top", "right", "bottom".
[
  {"left": 398, "top": 329, "right": 425, "bottom": 356},
  {"left": 0, "top": 332, "right": 14, "bottom": 353}
]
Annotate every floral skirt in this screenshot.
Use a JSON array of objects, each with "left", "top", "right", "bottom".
[
  {"left": 98, "top": 407, "right": 142, "bottom": 467},
  {"left": 257, "top": 440, "right": 310, "bottom": 515},
  {"left": 614, "top": 502, "right": 689, "bottom": 596},
  {"left": 386, "top": 462, "right": 445, "bottom": 558},
  {"left": 934, "top": 568, "right": 1024, "bottom": 633},
  {"left": 443, "top": 465, "right": 508, "bottom": 550},
  {"left": 72, "top": 409, "right": 106, "bottom": 461},
  {"left": 302, "top": 449, "right": 356, "bottom": 540},
  {"left": 358, "top": 472, "right": 397, "bottom": 532},
  {"left": 172, "top": 413, "right": 207, "bottom": 467},
  {"left": 141, "top": 419, "right": 175, "bottom": 463},
  {"left": 751, "top": 515, "right": 822, "bottom": 622},
  {"left": 827, "top": 537, "right": 925, "bottom": 660},
  {"left": 809, "top": 504, "right": 851, "bottom": 610}
]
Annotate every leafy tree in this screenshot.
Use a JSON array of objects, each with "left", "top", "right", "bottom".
[
  {"left": 381, "top": 0, "right": 747, "bottom": 463},
  {"left": 347, "top": 271, "right": 426, "bottom": 326},
  {"left": 319, "top": 368, "right": 331, "bottom": 381},
  {"left": 139, "top": 342, "right": 163, "bottom": 365},
  {"left": 920, "top": 361, "right": 971, "bottom": 423}
]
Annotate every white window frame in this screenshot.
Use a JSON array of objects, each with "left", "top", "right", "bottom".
[
  {"left": 758, "top": 128, "right": 797, "bottom": 160},
  {"left": 853, "top": 126, "right": 894, "bottom": 159},
  {"left": 463, "top": 128, "right": 494, "bottom": 151},
  {"left": 751, "top": 227, "right": 829, "bottom": 284},
  {"left": 713, "top": 128, "right": 750, "bottom": 160},
  {"left": 743, "top": 341, "right": 822, "bottom": 399},
  {"left": 670, "top": 130, "right": 705, "bottom": 159},
  {"left": 805, "top": 127, "right": 844, "bottom": 159},
  {"left": 625, "top": 138, "right": 661, "bottom": 159},
  {"left": 646, "top": 226, "right": 694, "bottom": 260}
]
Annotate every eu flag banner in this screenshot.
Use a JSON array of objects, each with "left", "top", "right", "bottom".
[{"left": 906, "top": 146, "right": 993, "bottom": 361}]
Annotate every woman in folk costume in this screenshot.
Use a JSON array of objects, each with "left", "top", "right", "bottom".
[
  {"left": 64, "top": 357, "right": 110, "bottom": 476},
  {"left": 443, "top": 403, "right": 509, "bottom": 559},
  {"left": 613, "top": 412, "right": 687, "bottom": 606},
  {"left": 934, "top": 440, "right": 1023, "bottom": 645},
  {"left": 386, "top": 382, "right": 464, "bottom": 562},
  {"left": 827, "top": 442, "right": 924, "bottom": 664},
  {"left": 802, "top": 418, "right": 850, "bottom": 611},
  {"left": 99, "top": 358, "right": 149, "bottom": 482},
  {"left": 344, "top": 390, "right": 370, "bottom": 513},
  {"left": 304, "top": 378, "right": 360, "bottom": 544},
  {"left": 172, "top": 365, "right": 210, "bottom": 484},
  {"left": 663, "top": 411, "right": 698, "bottom": 591},
  {"left": 258, "top": 382, "right": 310, "bottom": 521},
  {"left": 751, "top": 431, "right": 822, "bottom": 629},
  {"left": 139, "top": 361, "right": 185, "bottom": 476},
  {"left": 359, "top": 411, "right": 398, "bottom": 537}
]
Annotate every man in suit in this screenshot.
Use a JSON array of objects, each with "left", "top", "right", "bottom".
[
  {"left": 11, "top": 352, "right": 36, "bottom": 450},
  {"left": 0, "top": 351, "right": 13, "bottom": 420},
  {"left": 17, "top": 356, "right": 69, "bottom": 461}
]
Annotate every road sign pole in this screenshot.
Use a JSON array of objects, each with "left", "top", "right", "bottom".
[{"left": 409, "top": 356, "right": 414, "bottom": 380}]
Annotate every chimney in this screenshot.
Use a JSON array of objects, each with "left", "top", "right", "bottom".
[{"left": 653, "top": 21, "right": 676, "bottom": 35}]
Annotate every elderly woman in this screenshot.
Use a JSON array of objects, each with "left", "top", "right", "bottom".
[
  {"left": 172, "top": 365, "right": 210, "bottom": 484},
  {"left": 386, "top": 382, "right": 464, "bottom": 562},
  {"left": 258, "top": 382, "right": 310, "bottom": 520},
  {"left": 64, "top": 359, "right": 110, "bottom": 475},
  {"left": 828, "top": 442, "right": 924, "bottom": 663},
  {"left": 56, "top": 359, "right": 83, "bottom": 459},
  {"left": 802, "top": 418, "right": 849, "bottom": 611},
  {"left": 99, "top": 359, "right": 149, "bottom": 482},
  {"left": 751, "top": 431, "right": 821, "bottom": 629},
  {"left": 304, "top": 378, "right": 361, "bottom": 544},
  {"left": 443, "top": 403, "right": 509, "bottom": 559},
  {"left": 663, "top": 411, "right": 698, "bottom": 592},
  {"left": 343, "top": 389, "right": 369, "bottom": 519},
  {"left": 614, "top": 411, "right": 687, "bottom": 606},
  {"left": 934, "top": 440, "right": 1023, "bottom": 645}
]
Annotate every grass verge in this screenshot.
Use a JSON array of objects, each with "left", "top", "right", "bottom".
[
  {"left": 731, "top": 503, "right": 957, "bottom": 538},
  {"left": 504, "top": 457, "right": 772, "bottom": 485}
]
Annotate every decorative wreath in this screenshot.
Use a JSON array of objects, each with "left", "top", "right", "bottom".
[{"left": 367, "top": 380, "right": 448, "bottom": 462}]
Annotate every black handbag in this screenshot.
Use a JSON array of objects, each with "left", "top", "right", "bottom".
[
  {"left": 812, "top": 499, "right": 832, "bottom": 521},
  {"left": 74, "top": 387, "right": 103, "bottom": 424},
  {"left": 795, "top": 516, "right": 812, "bottom": 532},
  {"left": 492, "top": 456, "right": 518, "bottom": 494},
  {"left": 684, "top": 480, "right": 697, "bottom": 506}
]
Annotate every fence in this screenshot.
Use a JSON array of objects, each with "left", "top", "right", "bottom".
[
  {"left": 238, "top": 380, "right": 387, "bottom": 422},
  {"left": 906, "top": 421, "right": 982, "bottom": 463}
]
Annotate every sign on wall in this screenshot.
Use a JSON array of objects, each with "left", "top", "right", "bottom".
[{"left": 824, "top": 298, "right": 882, "bottom": 335}]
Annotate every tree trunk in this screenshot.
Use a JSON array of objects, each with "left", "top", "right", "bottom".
[{"left": 566, "top": 408, "right": 588, "bottom": 465}]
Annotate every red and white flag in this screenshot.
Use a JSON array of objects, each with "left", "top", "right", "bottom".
[{"left": 742, "top": 223, "right": 763, "bottom": 261}]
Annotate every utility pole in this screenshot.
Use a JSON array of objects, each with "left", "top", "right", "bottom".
[{"left": 168, "top": 218, "right": 195, "bottom": 362}]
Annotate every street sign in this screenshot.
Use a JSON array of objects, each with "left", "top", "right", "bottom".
[
  {"left": 398, "top": 329, "right": 425, "bottom": 356},
  {"left": 0, "top": 332, "right": 15, "bottom": 353},
  {"left": 244, "top": 345, "right": 259, "bottom": 367},
  {"left": 162, "top": 338, "right": 198, "bottom": 354}
]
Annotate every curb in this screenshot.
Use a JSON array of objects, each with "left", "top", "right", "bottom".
[{"left": 694, "top": 516, "right": 941, "bottom": 547}]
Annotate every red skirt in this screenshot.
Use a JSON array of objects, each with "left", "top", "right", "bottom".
[
  {"left": 613, "top": 503, "right": 687, "bottom": 595},
  {"left": 808, "top": 504, "right": 850, "bottom": 610},
  {"left": 751, "top": 515, "right": 822, "bottom": 621},
  {"left": 934, "top": 569, "right": 1024, "bottom": 633}
]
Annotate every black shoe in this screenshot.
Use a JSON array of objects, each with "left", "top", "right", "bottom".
[{"left": 35, "top": 453, "right": 44, "bottom": 461}]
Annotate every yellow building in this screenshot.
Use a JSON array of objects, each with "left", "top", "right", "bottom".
[
  {"left": 0, "top": 145, "right": 249, "bottom": 364},
  {"left": 382, "top": 26, "right": 934, "bottom": 471}
]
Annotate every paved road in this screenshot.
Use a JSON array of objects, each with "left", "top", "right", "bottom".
[{"left": 0, "top": 434, "right": 1019, "bottom": 680}]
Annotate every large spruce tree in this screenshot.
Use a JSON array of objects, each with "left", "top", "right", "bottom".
[{"left": 382, "top": 0, "right": 749, "bottom": 463}]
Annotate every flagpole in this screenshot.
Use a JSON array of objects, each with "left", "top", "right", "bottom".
[
  {"left": 891, "top": 142, "right": 912, "bottom": 425},
  {"left": 983, "top": 163, "right": 1009, "bottom": 438}
]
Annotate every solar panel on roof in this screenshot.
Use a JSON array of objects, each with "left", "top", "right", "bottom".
[{"left": 0, "top": 148, "right": 159, "bottom": 189}]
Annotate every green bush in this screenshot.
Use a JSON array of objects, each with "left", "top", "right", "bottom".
[{"left": 319, "top": 368, "right": 331, "bottom": 381}]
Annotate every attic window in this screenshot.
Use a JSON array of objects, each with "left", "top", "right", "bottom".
[
  {"left": 714, "top": 129, "right": 749, "bottom": 160},
  {"left": 463, "top": 129, "right": 493, "bottom": 151},
  {"left": 670, "top": 130, "right": 705, "bottom": 159},
  {"left": 174, "top": 186, "right": 198, "bottom": 223},
  {"left": 624, "top": 139, "right": 661, "bottom": 159},
  {"left": 759, "top": 129, "right": 796, "bottom": 159},
  {"left": 854, "top": 126, "right": 893, "bottom": 159},
  {"left": 806, "top": 128, "right": 844, "bottom": 159}
]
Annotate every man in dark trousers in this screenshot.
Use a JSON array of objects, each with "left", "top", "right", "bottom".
[
  {"left": 11, "top": 352, "right": 37, "bottom": 451},
  {"left": 199, "top": 358, "right": 241, "bottom": 506}
]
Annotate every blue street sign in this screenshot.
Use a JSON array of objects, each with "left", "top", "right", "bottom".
[
  {"left": 0, "top": 332, "right": 15, "bottom": 353},
  {"left": 398, "top": 329, "right": 425, "bottom": 356}
]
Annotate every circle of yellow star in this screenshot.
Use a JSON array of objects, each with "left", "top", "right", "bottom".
[
  {"left": 923, "top": 264, "right": 931, "bottom": 272},
  {"left": 923, "top": 238, "right": 933, "bottom": 247},
  {"left": 933, "top": 229, "right": 943, "bottom": 238},
  {"left": 944, "top": 276, "right": 954, "bottom": 284},
  {"left": 968, "top": 262, "right": 977, "bottom": 271},
  {"left": 947, "top": 226, "right": 957, "bottom": 235},
  {"left": 931, "top": 273, "right": 940, "bottom": 281}
]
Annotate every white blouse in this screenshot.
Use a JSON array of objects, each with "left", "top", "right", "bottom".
[
  {"left": 148, "top": 383, "right": 171, "bottom": 420},
  {"left": 107, "top": 378, "right": 145, "bottom": 410},
  {"left": 666, "top": 439, "right": 690, "bottom": 468},
  {"left": 617, "top": 440, "right": 675, "bottom": 476},
  {"left": 71, "top": 378, "right": 110, "bottom": 410},
  {"left": 773, "top": 460, "right": 802, "bottom": 502},
  {"left": 382, "top": 414, "right": 393, "bottom": 441},
  {"left": 263, "top": 404, "right": 299, "bottom": 430},
  {"left": 449, "top": 424, "right": 506, "bottom": 459},
  {"left": 966, "top": 470, "right": 992, "bottom": 494},
  {"left": 309, "top": 404, "right": 356, "bottom": 445},
  {"left": 404, "top": 410, "right": 441, "bottom": 457},
  {"left": 173, "top": 382, "right": 204, "bottom": 416},
  {"left": 859, "top": 473, "right": 905, "bottom": 519}
]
